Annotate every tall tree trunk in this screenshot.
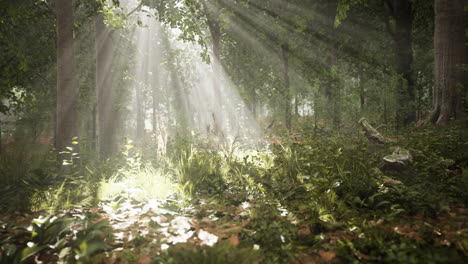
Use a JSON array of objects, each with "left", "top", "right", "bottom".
[
  {"left": 251, "top": 86, "right": 257, "bottom": 119},
  {"left": 281, "top": 44, "right": 292, "bottom": 130},
  {"left": 426, "top": 0, "right": 467, "bottom": 125},
  {"left": 92, "top": 103, "right": 97, "bottom": 151},
  {"left": 210, "top": 25, "right": 223, "bottom": 127},
  {"left": 359, "top": 68, "right": 365, "bottom": 113},
  {"left": 0, "top": 120, "right": 2, "bottom": 155},
  {"left": 152, "top": 67, "right": 160, "bottom": 135},
  {"left": 201, "top": 0, "right": 223, "bottom": 130},
  {"left": 295, "top": 92, "right": 299, "bottom": 117},
  {"left": 135, "top": 83, "right": 145, "bottom": 140},
  {"left": 246, "top": 65, "right": 257, "bottom": 119},
  {"left": 151, "top": 23, "right": 162, "bottom": 135},
  {"left": 56, "top": 0, "right": 78, "bottom": 160},
  {"left": 313, "top": 91, "right": 319, "bottom": 134},
  {"left": 95, "top": 13, "right": 116, "bottom": 159},
  {"left": 386, "top": 0, "right": 415, "bottom": 125},
  {"left": 324, "top": 0, "right": 340, "bottom": 128}
]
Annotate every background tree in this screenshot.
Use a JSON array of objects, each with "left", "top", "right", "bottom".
[
  {"left": 56, "top": 0, "right": 79, "bottom": 157},
  {"left": 95, "top": 11, "right": 118, "bottom": 158}
]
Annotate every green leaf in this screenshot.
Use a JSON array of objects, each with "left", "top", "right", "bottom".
[{"left": 21, "top": 245, "right": 48, "bottom": 261}]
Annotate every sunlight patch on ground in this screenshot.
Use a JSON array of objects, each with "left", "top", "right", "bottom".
[{"left": 99, "top": 164, "right": 175, "bottom": 201}]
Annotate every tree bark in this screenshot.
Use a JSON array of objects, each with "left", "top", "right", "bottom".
[
  {"left": 251, "top": 85, "right": 257, "bottom": 119},
  {"left": 56, "top": 0, "right": 78, "bottom": 159},
  {"left": 295, "top": 92, "right": 299, "bottom": 117},
  {"left": 324, "top": 0, "right": 340, "bottom": 128},
  {"left": 425, "top": 0, "right": 467, "bottom": 125},
  {"left": 359, "top": 68, "right": 365, "bottom": 113},
  {"left": 313, "top": 91, "right": 319, "bottom": 134},
  {"left": 0, "top": 120, "right": 2, "bottom": 155},
  {"left": 201, "top": 0, "right": 224, "bottom": 130},
  {"left": 152, "top": 63, "right": 160, "bottom": 135},
  {"left": 281, "top": 44, "right": 292, "bottom": 130},
  {"left": 150, "top": 23, "right": 162, "bottom": 135},
  {"left": 135, "top": 82, "right": 145, "bottom": 140},
  {"left": 95, "top": 13, "right": 116, "bottom": 159},
  {"left": 390, "top": 0, "right": 415, "bottom": 125}
]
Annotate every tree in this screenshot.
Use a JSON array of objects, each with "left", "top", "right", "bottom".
[
  {"left": 56, "top": 0, "right": 79, "bottom": 157},
  {"left": 95, "top": 12, "right": 117, "bottom": 158},
  {"left": 323, "top": 0, "right": 341, "bottom": 128},
  {"left": 385, "top": 0, "right": 415, "bottom": 125},
  {"left": 425, "top": 0, "right": 467, "bottom": 125}
]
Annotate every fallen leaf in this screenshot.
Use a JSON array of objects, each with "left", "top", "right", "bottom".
[
  {"left": 299, "top": 252, "right": 316, "bottom": 264},
  {"left": 319, "top": 250, "right": 336, "bottom": 261},
  {"left": 201, "top": 217, "right": 211, "bottom": 224},
  {"left": 137, "top": 255, "right": 152, "bottom": 264},
  {"left": 228, "top": 234, "right": 240, "bottom": 246},
  {"left": 298, "top": 225, "right": 311, "bottom": 237}
]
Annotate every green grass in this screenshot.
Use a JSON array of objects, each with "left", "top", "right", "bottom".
[{"left": 99, "top": 163, "right": 176, "bottom": 201}]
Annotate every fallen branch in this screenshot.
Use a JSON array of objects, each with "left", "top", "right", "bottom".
[{"left": 358, "top": 118, "right": 389, "bottom": 144}]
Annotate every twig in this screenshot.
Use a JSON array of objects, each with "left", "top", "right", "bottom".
[{"left": 126, "top": 2, "right": 144, "bottom": 17}]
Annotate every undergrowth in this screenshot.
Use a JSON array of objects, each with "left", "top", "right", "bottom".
[{"left": 0, "top": 125, "right": 467, "bottom": 263}]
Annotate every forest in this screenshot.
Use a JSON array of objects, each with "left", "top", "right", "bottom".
[{"left": 0, "top": 0, "right": 467, "bottom": 263}]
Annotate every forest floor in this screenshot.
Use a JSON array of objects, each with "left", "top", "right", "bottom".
[
  {"left": 1, "top": 192, "right": 467, "bottom": 264},
  {"left": 1, "top": 125, "right": 468, "bottom": 263}
]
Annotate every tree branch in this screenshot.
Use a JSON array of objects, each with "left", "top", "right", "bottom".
[{"left": 126, "top": 2, "right": 143, "bottom": 17}]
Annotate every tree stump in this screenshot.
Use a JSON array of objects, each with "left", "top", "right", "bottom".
[{"left": 382, "top": 147, "right": 412, "bottom": 171}]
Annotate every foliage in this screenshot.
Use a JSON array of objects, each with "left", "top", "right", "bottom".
[
  {"left": 0, "top": 214, "right": 112, "bottom": 264},
  {"left": 1, "top": 125, "right": 467, "bottom": 263},
  {"left": 172, "top": 147, "right": 226, "bottom": 197}
]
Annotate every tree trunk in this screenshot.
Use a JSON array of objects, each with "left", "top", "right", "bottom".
[
  {"left": 281, "top": 44, "right": 291, "bottom": 130},
  {"left": 135, "top": 83, "right": 145, "bottom": 140},
  {"left": 95, "top": 13, "right": 116, "bottom": 159},
  {"left": 313, "top": 91, "right": 319, "bottom": 134},
  {"left": 152, "top": 68, "right": 160, "bottom": 135},
  {"left": 425, "top": 0, "right": 467, "bottom": 125},
  {"left": 251, "top": 86, "right": 257, "bottom": 119},
  {"left": 0, "top": 120, "right": 2, "bottom": 155},
  {"left": 359, "top": 68, "right": 365, "bottom": 113},
  {"left": 201, "top": 0, "right": 224, "bottom": 130},
  {"left": 295, "top": 92, "right": 299, "bottom": 117},
  {"left": 211, "top": 25, "right": 223, "bottom": 126},
  {"left": 324, "top": 0, "right": 340, "bottom": 128},
  {"left": 56, "top": 0, "right": 78, "bottom": 159},
  {"left": 391, "top": 0, "right": 415, "bottom": 125},
  {"left": 92, "top": 103, "right": 97, "bottom": 151},
  {"left": 151, "top": 24, "right": 161, "bottom": 135},
  {"left": 210, "top": 22, "right": 224, "bottom": 126}
]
